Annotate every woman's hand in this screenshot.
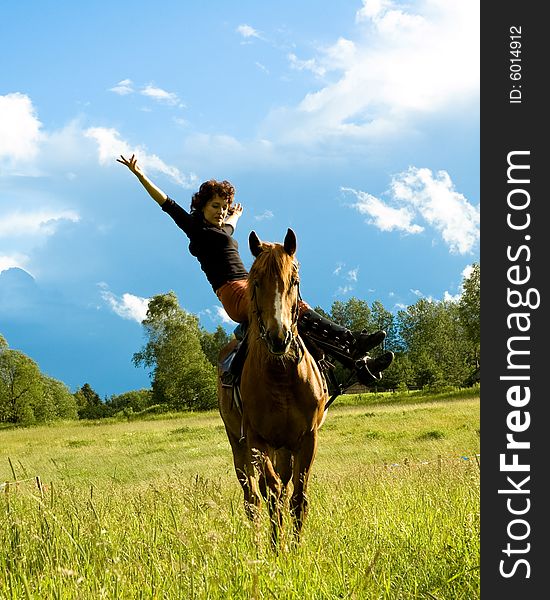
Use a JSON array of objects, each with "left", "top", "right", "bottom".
[
  {"left": 117, "top": 154, "right": 144, "bottom": 178},
  {"left": 116, "top": 154, "right": 167, "bottom": 206},
  {"left": 228, "top": 202, "right": 243, "bottom": 217},
  {"left": 225, "top": 202, "right": 243, "bottom": 229}
]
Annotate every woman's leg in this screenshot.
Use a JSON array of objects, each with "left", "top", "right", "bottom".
[
  {"left": 216, "top": 280, "right": 250, "bottom": 324},
  {"left": 216, "top": 280, "right": 250, "bottom": 386}
]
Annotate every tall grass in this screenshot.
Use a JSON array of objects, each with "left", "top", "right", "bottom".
[{"left": 0, "top": 394, "right": 479, "bottom": 599}]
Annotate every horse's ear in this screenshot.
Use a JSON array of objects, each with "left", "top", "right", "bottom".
[
  {"left": 249, "top": 231, "right": 263, "bottom": 257},
  {"left": 284, "top": 228, "right": 297, "bottom": 257}
]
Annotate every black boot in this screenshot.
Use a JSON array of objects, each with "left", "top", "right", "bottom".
[
  {"left": 298, "top": 308, "right": 386, "bottom": 365},
  {"left": 351, "top": 328, "right": 386, "bottom": 360}
]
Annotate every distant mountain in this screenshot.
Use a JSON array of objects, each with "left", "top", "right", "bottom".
[
  {"left": 0, "top": 267, "right": 39, "bottom": 311},
  {"left": 0, "top": 266, "right": 36, "bottom": 287}
]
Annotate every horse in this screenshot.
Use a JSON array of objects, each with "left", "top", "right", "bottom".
[{"left": 217, "top": 228, "right": 329, "bottom": 548}]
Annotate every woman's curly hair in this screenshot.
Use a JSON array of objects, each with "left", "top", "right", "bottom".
[{"left": 190, "top": 180, "right": 235, "bottom": 213}]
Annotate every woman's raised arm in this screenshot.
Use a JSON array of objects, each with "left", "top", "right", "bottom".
[{"left": 117, "top": 154, "right": 168, "bottom": 206}]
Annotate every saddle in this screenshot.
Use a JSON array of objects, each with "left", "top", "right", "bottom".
[
  {"left": 219, "top": 324, "right": 341, "bottom": 413},
  {"left": 219, "top": 324, "right": 248, "bottom": 389}
]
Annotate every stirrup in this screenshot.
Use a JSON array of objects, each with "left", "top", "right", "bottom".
[{"left": 355, "top": 351, "right": 394, "bottom": 386}]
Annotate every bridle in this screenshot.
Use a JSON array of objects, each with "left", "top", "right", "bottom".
[{"left": 250, "top": 260, "right": 304, "bottom": 359}]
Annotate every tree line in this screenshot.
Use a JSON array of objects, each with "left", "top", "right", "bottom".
[{"left": 0, "top": 264, "right": 479, "bottom": 426}]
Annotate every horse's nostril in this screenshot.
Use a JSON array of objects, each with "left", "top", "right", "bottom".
[
  {"left": 266, "top": 329, "right": 293, "bottom": 355},
  {"left": 266, "top": 330, "right": 289, "bottom": 354}
]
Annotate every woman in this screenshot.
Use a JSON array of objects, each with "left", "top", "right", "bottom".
[{"left": 117, "top": 154, "right": 393, "bottom": 385}]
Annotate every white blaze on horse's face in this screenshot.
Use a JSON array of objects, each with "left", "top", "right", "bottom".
[
  {"left": 265, "top": 275, "right": 293, "bottom": 355},
  {"left": 273, "top": 283, "right": 284, "bottom": 337}
]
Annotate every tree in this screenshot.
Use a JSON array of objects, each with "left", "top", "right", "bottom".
[
  {"left": 458, "top": 262, "right": 480, "bottom": 370},
  {"left": 0, "top": 343, "right": 43, "bottom": 425},
  {"left": 43, "top": 377, "right": 78, "bottom": 420},
  {"left": 397, "top": 298, "right": 474, "bottom": 389},
  {"left": 133, "top": 292, "right": 217, "bottom": 410},
  {"left": 389, "top": 354, "right": 416, "bottom": 390},
  {"left": 74, "top": 383, "right": 107, "bottom": 419},
  {"left": 0, "top": 335, "right": 81, "bottom": 424},
  {"left": 200, "top": 325, "right": 233, "bottom": 367},
  {"left": 106, "top": 389, "right": 153, "bottom": 415},
  {"left": 330, "top": 297, "right": 372, "bottom": 332},
  {"left": 370, "top": 300, "right": 400, "bottom": 353}
]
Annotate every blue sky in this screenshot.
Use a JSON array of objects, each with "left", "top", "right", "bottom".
[{"left": 0, "top": 0, "right": 479, "bottom": 398}]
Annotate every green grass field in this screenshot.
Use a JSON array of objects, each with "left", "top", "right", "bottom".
[{"left": 0, "top": 392, "right": 479, "bottom": 599}]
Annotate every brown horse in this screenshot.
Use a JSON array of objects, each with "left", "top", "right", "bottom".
[{"left": 218, "top": 228, "right": 328, "bottom": 548}]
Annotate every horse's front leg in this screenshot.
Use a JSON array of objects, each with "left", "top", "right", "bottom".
[
  {"left": 242, "top": 443, "right": 262, "bottom": 525},
  {"left": 290, "top": 430, "right": 318, "bottom": 544},
  {"left": 248, "top": 435, "right": 283, "bottom": 550}
]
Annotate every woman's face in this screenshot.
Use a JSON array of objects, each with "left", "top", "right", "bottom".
[{"left": 203, "top": 194, "right": 229, "bottom": 228}]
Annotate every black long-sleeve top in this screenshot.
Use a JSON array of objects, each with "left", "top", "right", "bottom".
[{"left": 161, "top": 197, "right": 249, "bottom": 292}]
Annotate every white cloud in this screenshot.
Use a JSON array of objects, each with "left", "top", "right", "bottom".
[
  {"left": 0, "top": 209, "right": 80, "bottom": 277},
  {"left": 390, "top": 167, "right": 479, "bottom": 254},
  {"left": 344, "top": 166, "right": 479, "bottom": 255},
  {"left": 288, "top": 38, "right": 357, "bottom": 79},
  {"left": 356, "top": 0, "right": 391, "bottom": 21},
  {"left": 461, "top": 263, "right": 474, "bottom": 281},
  {"left": 443, "top": 290, "right": 461, "bottom": 303},
  {"left": 347, "top": 268, "right": 359, "bottom": 282},
  {"left": 343, "top": 187, "right": 423, "bottom": 235},
  {"left": 288, "top": 53, "right": 326, "bottom": 77},
  {"left": 109, "top": 79, "right": 135, "bottom": 95},
  {"left": 335, "top": 285, "right": 354, "bottom": 296},
  {"left": 84, "top": 127, "right": 130, "bottom": 164},
  {"left": 254, "top": 210, "right": 274, "bottom": 221},
  {"left": 237, "top": 24, "right": 261, "bottom": 39},
  {"left": 99, "top": 285, "right": 149, "bottom": 323},
  {"left": 215, "top": 306, "right": 233, "bottom": 324},
  {"left": 0, "top": 210, "right": 80, "bottom": 238},
  {"left": 140, "top": 84, "right": 182, "bottom": 106},
  {"left": 84, "top": 127, "right": 198, "bottom": 188},
  {"left": 0, "top": 93, "right": 43, "bottom": 164},
  {"left": 331, "top": 262, "right": 359, "bottom": 295},
  {"left": 201, "top": 306, "right": 234, "bottom": 325},
  {"left": 0, "top": 253, "right": 30, "bottom": 273},
  {"left": 263, "top": 0, "right": 479, "bottom": 145},
  {"left": 356, "top": 0, "right": 427, "bottom": 34},
  {"left": 108, "top": 80, "right": 183, "bottom": 107},
  {"left": 443, "top": 263, "right": 474, "bottom": 303}
]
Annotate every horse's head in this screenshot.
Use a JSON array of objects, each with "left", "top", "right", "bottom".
[{"left": 248, "top": 228, "right": 300, "bottom": 355}]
